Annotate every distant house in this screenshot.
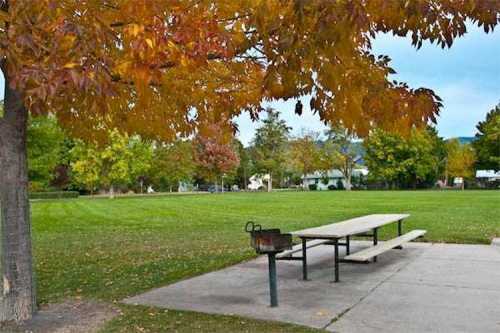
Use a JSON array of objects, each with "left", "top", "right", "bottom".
[
  {"left": 178, "top": 181, "right": 193, "bottom": 192},
  {"left": 476, "top": 170, "right": 500, "bottom": 182},
  {"left": 248, "top": 174, "right": 270, "bottom": 191},
  {"left": 302, "top": 168, "right": 368, "bottom": 190}
]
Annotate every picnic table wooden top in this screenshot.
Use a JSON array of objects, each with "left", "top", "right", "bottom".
[{"left": 292, "top": 214, "right": 410, "bottom": 239}]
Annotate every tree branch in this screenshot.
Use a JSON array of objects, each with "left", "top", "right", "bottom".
[{"left": 216, "top": 13, "right": 252, "bottom": 23}]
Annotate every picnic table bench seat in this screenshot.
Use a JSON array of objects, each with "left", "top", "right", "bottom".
[{"left": 343, "top": 229, "right": 426, "bottom": 262}]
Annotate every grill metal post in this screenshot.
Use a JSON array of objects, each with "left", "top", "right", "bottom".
[
  {"left": 245, "top": 222, "right": 293, "bottom": 308},
  {"left": 268, "top": 253, "right": 278, "bottom": 307}
]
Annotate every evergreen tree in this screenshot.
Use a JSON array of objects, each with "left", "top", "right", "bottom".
[
  {"left": 251, "top": 108, "right": 291, "bottom": 191},
  {"left": 473, "top": 104, "right": 500, "bottom": 171}
]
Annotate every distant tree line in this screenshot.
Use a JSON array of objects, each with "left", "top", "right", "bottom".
[{"left": 26, "top": 103, "right": 499, "bottom": 194}]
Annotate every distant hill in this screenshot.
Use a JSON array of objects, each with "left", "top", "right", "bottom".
[
  {"left": 446, "top": 137, "right": 476, "bottom": 145},
  {"left": 351, "top": 141, "right": 366, "bottom": 165}
]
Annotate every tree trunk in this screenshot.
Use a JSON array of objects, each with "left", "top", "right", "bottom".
[
  {"left": 344, "top": 161, "right": 352, "bottom": 191},
  {"left": 344, "top": 170, "right": 352, "bottom": 191},
  {"left": 267, "top": 173, "right": 272, "bottom": 192},
  {"left": 0, "top": 78, "right": 36, "bottom": 322}
]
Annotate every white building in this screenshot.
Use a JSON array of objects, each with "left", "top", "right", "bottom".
[
  {"left": 476, "top": 170, "right": 500, "bottom": 182},
  {"left": 178, "top": 181, "right": 193, "bottom": 192},
  {"left": 302, "top": 169, "right": 369, "bottom": 190},
  {"left": 248, "top": 174, "right": 270, "bottom": 191}
]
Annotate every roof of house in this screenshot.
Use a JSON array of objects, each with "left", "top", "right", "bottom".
[
  {"left": 476, "top": 170, "right": 500, "bottom": 179},
  {"left": 302, "top": 168, "right": 368, "bottom": 180},
  {"left": 249, "top": 174, "right": 270, "bottom": 181}
]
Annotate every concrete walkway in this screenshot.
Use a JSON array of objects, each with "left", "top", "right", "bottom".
[{"left": 124, "top": 241, "right": 500, "bottom": 332}]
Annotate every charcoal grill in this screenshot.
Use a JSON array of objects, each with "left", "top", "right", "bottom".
[{"left": 245, "top": 221, "right": 292, "bottom": 307}]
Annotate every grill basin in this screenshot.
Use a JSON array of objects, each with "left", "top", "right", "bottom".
[{"left": 246, "top": 222, "right": 292, "bottom": 254}]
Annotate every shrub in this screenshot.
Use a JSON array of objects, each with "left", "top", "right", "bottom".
[
  {"left": 29, "top": 191, "right": 80, "bottom": 200},
  {"left": 328, "top": 184, "right": 336, "bottom": 191},
  {"left": 29, "top": 181, "right": 47, "bottom": 193},
  {"left": 308, "top": 184, "right": 317, "bottom": 191},
  {"left": 336, "top": 179, "right": 345, "bottom": 190}
]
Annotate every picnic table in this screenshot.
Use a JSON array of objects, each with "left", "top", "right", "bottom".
[{"left": 276, "top": 214, "right": 426, "bottom": 282}]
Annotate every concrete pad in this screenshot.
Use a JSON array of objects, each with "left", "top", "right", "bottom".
[
  {"left": 389, "top": 244, "right": 500, "bottom": 291},
  {"left": 328, "top": 282, "right": 500, "bottom": 333},
  {"left": 124, "top": 241, "right": 500, "bottom": 332},
  {"left": 329, "top": 243, "right": 500, "bottom": 332},
  {"left": 420, "top": 243, "right": 500, "bottom": 262}
]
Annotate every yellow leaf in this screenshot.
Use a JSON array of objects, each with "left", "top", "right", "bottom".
[
  {"left": 145, "top": 38, "right": 154, "bottom": 48},
  {"left": 0, "top": 10, "right": 9, "bottom": 23},
  {"left": 63, "top": 62, "right": 78, "bottom": 69},
  {"left": 128, "top": 24, "right": 143, "bottom": 37},
  {"left": 115, "top": 61, "right": 131, "bottom": 75}
]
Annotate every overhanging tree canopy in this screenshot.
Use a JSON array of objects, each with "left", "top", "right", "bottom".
[
  {"left": 0, "top": 0, "right": 499, "bottom": 322},
  {"left": 3, "top": 1, "right": 499, "bottom": 138}
]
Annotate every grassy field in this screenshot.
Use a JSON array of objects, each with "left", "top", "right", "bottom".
[{"left": 31, "top": 190, "right": 500, "bottom": 332}]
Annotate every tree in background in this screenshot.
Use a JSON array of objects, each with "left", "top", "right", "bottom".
[
  {"left": 27, "top": 115, "right": 65, "bottom": 191},
  {"left": 50, "top": 137, "right": 76, "bottom": 191},
  {"left": 128, "top": 136, "right": 154, "bottom": 194},
  {"left": 364, "top": 128, "right": 444, "bottom": 189},
  {"left": 195, "top": 124, "right": 240, "bottom": 190},
  {"left": 446, "top": 139, "right": 476, "bottom": 189},
  {"left": 251, "top": 109, "right": 290, "bottom": 191},
  {"left": 1, "top": 0, "right": 499, "bottom": 321},
  {"left": 474, "top": 104, "right": 500, "bottom": 171},
  {"left": 99, "top": 130, "right": 135, "bottom": 197},
  {"left": 364, "top": 131, "right": 403, "bottom": 188},
  {"left": 70, "top": 141, "right": 102, "bottom": 195},
  {"left": 322, "top": 126, "right": 360, "bottom": 191},
  {"left": 289, "top": 131, "right": 322, "bottom": 189},
  {"left": 233, "top": 140, "right": 253, "bottom": 190},
  {"left": 71, "top": 130, "right": 153, "bottom": 196},
  {"left": 152, "top": 140, "right": 197, "bottom": 192}
]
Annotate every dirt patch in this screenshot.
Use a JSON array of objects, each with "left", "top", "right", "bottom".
[{"left": 1, "top": 299, "right": 119, "bottom": 333}]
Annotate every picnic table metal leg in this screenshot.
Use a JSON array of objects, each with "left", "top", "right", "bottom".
[
  {"left": 302, "top": 238, "right": 308, "bottom": 281},
  {"left": 268, "top": 253, "right": 278, "bottom": 307},
  {"left": 373, "top": 228, "right": 378, "bottom": 262},
  {"left": 394, "top": 219, "right": 403, "bottom": 249},
  {"left": 334, "top": 238, "right": 339, "bottom": 282},
  {"left": 346, "top": 236, "right": 350, "bottom": 255}
]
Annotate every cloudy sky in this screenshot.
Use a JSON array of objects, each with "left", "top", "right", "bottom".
[
  {"left": 0, "top": 24, "right": 498, "bottom": 146},
  {"left": 236, "top": 24, "right": 500, "bottom": 145}
]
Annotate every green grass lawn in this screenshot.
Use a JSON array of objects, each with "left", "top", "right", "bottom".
[{"left": 31, "top": 190, "right": 500, "bottom": 332}]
